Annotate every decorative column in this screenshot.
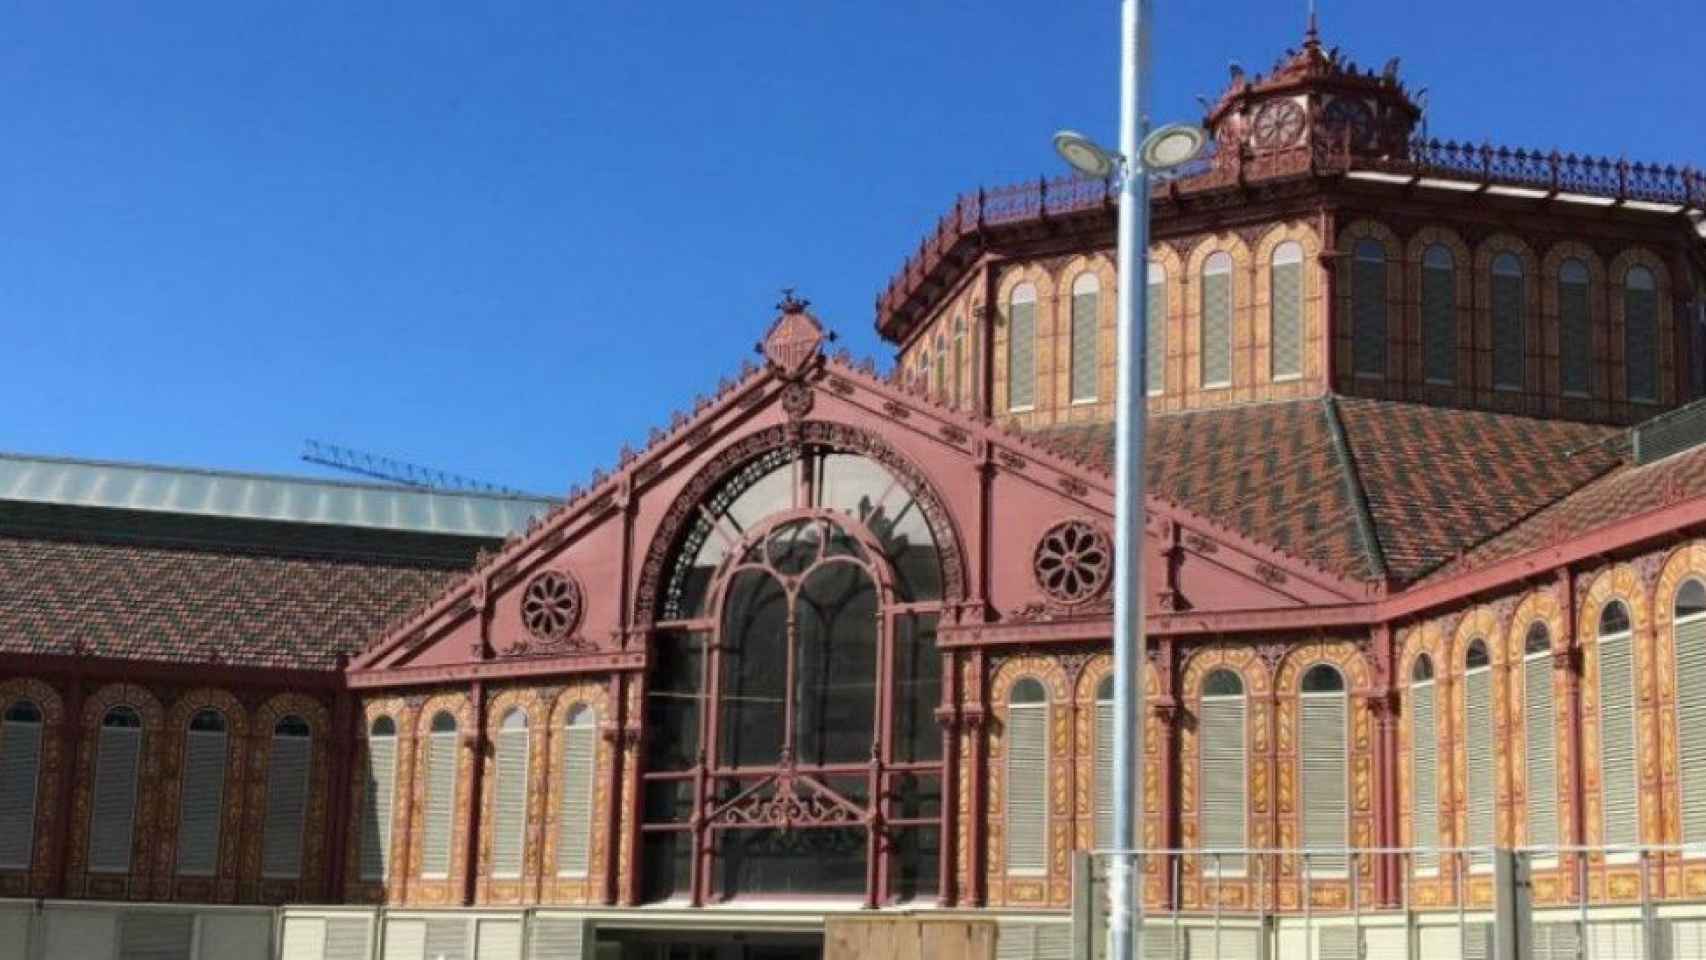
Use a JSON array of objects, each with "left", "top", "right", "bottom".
[
  {"left": 1557, "top": 566, "right": 1585, "bottom": 902},
  {"left": 324, "top": 685, "right": 356, "bottom": 902},
  {"left": 51, "top": 671, "right": 83, "bottom": 898},
  {"left": 1151, "top": 697, "right": 1180, "bottom": 911},
  {"left": 461, "top": 679, "right": 486, "bottom": 907}
]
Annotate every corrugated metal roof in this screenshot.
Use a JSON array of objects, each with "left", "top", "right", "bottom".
[{"left": 0, "top": 452, "right": 556, "bottom": 538}]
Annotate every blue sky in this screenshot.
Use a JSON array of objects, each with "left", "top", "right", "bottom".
[{"left": 1, "top": 1, "right": 1700, "bottom": 496}]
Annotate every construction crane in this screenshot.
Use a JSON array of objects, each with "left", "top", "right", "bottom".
[{"left": 300, "top": 439, "right": 534, "bottom": 497}]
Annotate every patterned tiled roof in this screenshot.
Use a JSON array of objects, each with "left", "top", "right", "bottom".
[{"left": 0, "top": 535, "right": 462, "bottom": 670}]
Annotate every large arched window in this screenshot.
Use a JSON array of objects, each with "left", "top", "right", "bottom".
[
  {"left": 1201, "top": 252, "right": 1233, "bottom": 388},
  {"left": 1270, "top": 241, "right": 1304, "bottom": 380},
  {"left": 492, "top": 709, "right": 529, "bottom": 879},
  {"left": 1492, "top": 252, "right": 1526, "bottom": 391},
  {"left": 422, "top": 711, "right": 459, "bottom": 879},
  {"left": 1300, "top": 664, "right": 1347, "bottom": 874},
  {"left": 1006, "top": 678, "right": 1049, "bottom": 877},
  {"left": 642, "top": 444, "right": 949, "bottom": 905},
  {"left": 1463, "top": 639, "right": 1494, "bottom": 869},
  {"left": 1599, "top": 600, "right": 1639, "bottom": 860},
  {"left": 1559, "top": 259, "right": 1593, "bottom": 397},
  {"left": 1409, "top": 657, "right": 1439, "bottom": 874},
  {"left": 177, "top": 708, "right": 228, "bottom": 877},
  {"left": 1070, "top": 272, "right": 1100, "bottom": 402},
  {"left": 90, "top": 705, "right": 143, "bottom": 873},
  {"left": 1625, "top": 266, "right": 1659, "bottom": 403},
  {"left": 558, "top": 705, "right": 597, "bottom": 879},
  {"left": 1523, "top": 625, "right": 1559, "bottom": 860},
  {"left": 1147, "top": 261, "right": 1166, "bottom": 395},
  {"left": 262, "top": 715, "right": 312, "bottom": 878},
  {"left": 1093, "top": 676, "right": 1114, "bottom": 847},
  {"left": 0, "top": 700, "right": 43, "bottom": 870},
  {"left": 1008, "top": 284, "right": 1037, "bottom": 411},
  {"left": 1352, "top": 239, "right": 1387, "bottom": 377},
  {"left": 1421, "top": 244, "right": 1456, "bottom": 385},
  {"left": 359, "top": 716, "right": 398, "bottom": 882},
  {"left": 1200, "top": 670, "right": 1246, "bottom": 875},
  {"left": 1674, "top": 580, "right": 1706, "bottom": 847}
]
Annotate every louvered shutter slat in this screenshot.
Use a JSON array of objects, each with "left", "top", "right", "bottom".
[
  {"left": 1600, "top": 634, "right": 1640, "bottom": 848},
  {"left": 1466, "top": 669, "right": 1495, "bottom": 866},
  {"left": 1676, "top": 617, "right": 1706, "bottom": 845},
  {"left": 1318, "top": 926, "right": 1360, "bottom": 960},
  {"left": 1094, "top": 701, "right": 1113, "bottom": 847},
  {"left": 995, "top": 925, "right": 1033, "bottom": 960},
  {"left": 1526, "top": 654, "right": 1560, "bottom": 851},
  {"left": 1202, "top": 270, "right": 1232, "bottom": 387},
  {"left": 1005, "top": 704, "right": 1048, "bottom": 874},
  {"left": 423, "top": 733, "right": 458, "bottom": 877},
  {"left": 1009, "top": 300, "right": 1036, "bottom": 409},
  {"left": 1590, "top": 920, "right": 1644, "bottom": 959},
  {"left": 424, "top": 918, "right": 468, "bottom": 960},
  {"left": 1302, "top": 694, "right": 1347, "bottom": 873},
  {"left": 176, "top": 730, "right": 226, "bottom": 876},
  {"left": 383, "top": 919, "right": 425, "bottom": 960},
  {"left": 1272, "top": 260, "right": 1303, "bottom": 379},
  {"left": 476, "top": 920, "right": 522, "bottom": 960},
  {"left": 263, "top": 734, "right": 312, "bottom": 877},
  {"left": 1411, "top": 681, "right": 1439, "bottom": 872},
  {"left": 281, "top": 917, "right": 325, "bottom": 960},
  {"left": 0, "top": 719, "right": 42, "bottom": 868},
  {"left": 527, "top": 917, "right": 585, "bottom": 960},
  {"left": 1070, "top": 290, "right": 1098, "bottom": 402},
  {"left": 557, "top": 725, "right": 596, "bottom": 877},
  {"left": 1200, "top": 696, "right": 1246, "bottom": 873},
  {"left": 492, "top": 729, "right": 529, "bottom": 878},
  {"left": 360, "top": 737, "right": 398, "bottom": 881},
  {"left": 1670, "top": 919, "right": 1706, "bottom": 960},
  {"left": 1033, "top": 924, "right": 1072, "bottom": 960},
  {"left": 90, "top": 726, "right": 142, "bottom": 873},
  {"left": 325, "top": 917, "right": 372, "bottom": 960},
  {"left": 117, "top": 912, "right": 194, "bottom": 960}
]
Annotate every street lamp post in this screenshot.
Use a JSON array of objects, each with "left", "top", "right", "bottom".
[{"left": 1053, "top": 3, "right": 1204, "bottom": 957}]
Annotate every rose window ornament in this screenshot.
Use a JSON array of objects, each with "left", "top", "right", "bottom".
[
  {"left": 521, "top": 570, "right": 583, "bottom": 642},
  {"left": 1034, "top": 520, "right": 1113, "bottom": 605},
  {"left": 1252, "top": 99, "right": 1306, "bottom": 149}
]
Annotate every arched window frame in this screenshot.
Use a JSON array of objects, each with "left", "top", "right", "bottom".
[
  {"left": 1672, "top": 579, "right": 1706, "bottom": 850},
  {"left": 1200, "top": 251, "right": 1234, "bottom": 389},
  {"left": 1070, "top": 272, "right": 1101, "bottom": 403},
  {"left": 1462, "top": 638, "right": 1495, "bottom": 871},
  {"left": 1521, "top": 623, "right": 1559, "bottom": 866},
  {"left": 1408, "top": 655, "right": 1440, "bottom": 875},
  {"left": 1491, "top": 252, "right": 1526, "bottom": 392},
  {"left": 557, "top": 703, "right": 598, "bottom": 879},
  {"left": 952, "top": 315, "right": 965, "bottom": 407},
  {"left": 422, "top": 710, "right": 460, "bottom": 880},
  {"left": 1092, "top": 675, "right": 1114, "bottom": 848},
  {"left": 1299, "top": 663, "right": 1348, "bottom": 876},
  {"left": 0, "top": 699, "right": 45, "bottom": 871},
  {"left": 1597, "top": 599, "right": 1640, "bottom": 864},
  {"left": 1008, "top": 283, "right": 1038, "bottom": 411},
  {"left": 491, "top": 708, "right": 530, "bottom": 880},
  {"left": 262, "top": 714, "right": 313, "bottom": 879},
  {"left": 359, "top": 715, "right": 399, "bottom": 882},
  {"left": 1558, "top": 258, "right": 1593, "bottom": 398},
  {"left": 1199, "top": 669, "right": 1247, "bottom": 876},
  {"left": 1421, "top": 244, "right": 1457, "bottom": 386},
  {"left": 1624, "top": 265, "right": 1660, "bottom": 404},
  {"left": 89, "top": 705, "right": 144, "bottom": 874},
  {"left": 175, "top": 708, "right": 229, "bottom": 878},
  {"left": 1005, "top": 677, "right": 1049, "bottom": 877},
  {"left": 1270, "top": 241, "right": 1305, "bottom": 381},
  {"left": 1351, "top": 238, "right": 1388, "bottom": 378}
]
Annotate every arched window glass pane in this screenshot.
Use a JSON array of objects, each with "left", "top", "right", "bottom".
[
  {"left": 793, "top": 562, "right": 879, "bottom": 766},
  {"left": 1626, "top": 266, "right": 1659, "bottom": 403},
  {"left": 1147, "top": 261, "right": 1167, "bottom": 395},
  {"left": 1201, "top": 252, "right": 1233, "bottom": 388},
  {"left": 1411, "top": 656, "right": 1434, "bottom": 683},
  {"left": 431, "top": 712, "right": 457, "bottom": 734},
  {"left": 262, "top": 715, "right": 312, "bottom": 878},
  {"left": 0, "top": 700, "right": 43, "bottom": 869},
  {"left": 1070, "top": 273, "right": 1100, "bottom": 402},
  {"left": 1679, "top": 580, "right": 1706, "bottom": 619},
  {"left": 1421, "top": 244, "right": 1456, "bottom": 384},
  {"left": 1466, "top": 638, "right": 1490, "bottom": 670},
  {"left": 1560, "top": 258, "right": 1592, "bottom": 396},
  {"left": 1204, "top": 670, "right": 1244, "bottom": 697},
  {"left": 104, "top": 706, "right": 141, "bottom": 728},
  {"left": 1492, "top": 252, "right": 1525, "bottom": 390},
  {"left": 1302, "top": 664, "right": 1345, "bottom": 693},
  {"left": 1271, "top": 241, "right": 1304, "bottom": 380},
  {"left": 370, "top": 716, "right": 396, "bottom": 737},
  {"left": 1352, "top": 239, "right": 1387, "bottom": 377},
  {"left": 718, "top": 569, "right": 788, "bottom": 768},
  {"left": 1526, "top": 623, "right": 1551, "bottom": 656},
  {"left": 1008, "top": 284, "right": 1037, "bottom": 410},
  {"left": 188, "top": 709, "right": 225, "bottom": 733},
  {"left": 1011, "top": 678, "right": 1046, "bottom": 704},
  {"left": 1096, "top": 675, "right": 1113, "bottom": 701},
  {"left": 1601, "top": 601, "right": 1631, "bottom": 636}
]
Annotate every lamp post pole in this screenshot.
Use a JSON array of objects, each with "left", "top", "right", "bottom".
[{"left": 1107, "top": 0, "right": 1152, "bottom": 957}]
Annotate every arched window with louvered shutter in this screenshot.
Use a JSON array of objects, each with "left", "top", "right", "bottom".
[
  {"left": 492, "top": 709, "right": 529, "bottom": 879},
  {"left": 360, "top": 716, "right": 398, "bottom": 882},
  {"left": 1093, "top": 676, "right": 1114, "bottom": 849},
  {"left": 1070, "top": 272, "right": 1100, "bottom": 402},
  {"left": 558, "top": 704, "right": 597, "bottom": 878},
  {"left": 176, "top": 709, "right": 227, "bottom": 877},
  {"left": 262, "top": 715, "right": 312, "bottom": 878},
  {"left": 952, "top": 316, "right": 965, "bottom": 407},
  {"left": 1352, "top": 239, "right": 1387, "bottom": 378},
  {"left": 1625, "top": 266, "right": 1659, "bottom": 403},
  {"left": 1270, "top": 241, "right": 1304, "bottom": 381},
  {"left": 1522, "top": 625, "right": 1559, "bottom": 864},
  {"left": 1147, "top": 261, "right": 1166, "bottom": 395},
  {"left": 422, "top": 711, "right": 458, "bottom": 878},
  {"left": 1463, "top": 639, "right": 1494, "bottom": 869},
  {"left": 1300, "top": 664, "right": 1347, "bottom": 875},
  {"left": 1421, "top": 244, "right": 1456, "bottom": 385},
  {"left": 1559, "top": 259, "right": 1593, "bottom": 397},
  {"left": 89, "top": 706, "right": 143, "bottom": 873},
  {"left": 1675, "top": 580, "right": 1706, "bottom": 849},
  {"left": 1598, "top": 600, "right": 1640, "bottom": 862},
  {"left": 1201, "top": 252, "right": 1233, "bottom": 389},
  {"left": 1491, "top": 252, "right": 1525, "bottom": 391},
  {"left": 934, "top": 335, "right": 947, "bottom": 399},
  {"left": 1008, "top": 284, "right": 1038, "bottom": 411},
  {"left": 1409, "top": 657, "right": 1439, "bottom": 874},
  {"left": 0, "top": 700, "right": 43, "bottom": 870},
  {"left": 1006, "top": 678, "right": 1049, "bottom": 876},
  {"left": 1200, "top": 670, "right": 1246, "bottom": 876}
]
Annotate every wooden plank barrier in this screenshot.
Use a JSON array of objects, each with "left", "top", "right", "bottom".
[{"left": 823, "top": 916, "right": 996, "bottom": 960}]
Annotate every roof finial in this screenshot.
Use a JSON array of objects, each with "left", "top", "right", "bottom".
[{"left": 1305, "top": 0, "right": 1320, "bottom": 47}]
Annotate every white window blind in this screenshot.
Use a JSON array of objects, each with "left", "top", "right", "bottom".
[
  {"left": 1005, "top": 695, "right": 1049, "bottom": 875},
  {"left": 90, "top": 717, "right": 143, "bottom": 873},
  {"left": 475, "top": 919, "right": 522, "bottom": 960},
  {"left": 1410, "top": 678, "right": 1439, "bottom": 873},
  {"left": 1201, "top": 253, "right": 1233, "bottom": 388},
  {"left": 1352, "top": 240, "right": 1387, "bottom": 377},
  {"left": 1422, "top": 244, "right": 1456, "bottom": 384},
  {"left": 263, "top": 725, "right": 313, "bottom": 878},
  {"left": 527, "top": 917, "right": 586, "bottom": 960},
  {"left": 360, "top": 734, "right": 398, "bottom": 881},
  {"left": 1070, "top": 274, "right": 1099, "bottom": 402},
  {"left": 1532, "top": 922, "right": 1582, "bottom": 960},
  {"left": 1525, "top": 651, "right": 1560, "bottom": 852},
  {"left": 424, "top": 917, "right": 469, "bottom": 960},
  {"left": 492, "top": 715, "right": 529, "bottom": 879},
  {"left": 1677, "top": 609, "right": 1706, "bottom": 845},
  {"left": 1301, "top": 690, "right": 1348, "bottom": 873},
  {"left": 1008, "top": 286, "right": 1037, "bottom": 410},
  {"left": 1670, "top": 919, "right": 1706, "bottom": 960},
  {"left": 118, "top": 912, "right": 194, "bottom": 960},
  {"left": 324, "top": 917, "right": 372, "bottom": 960},
  {"left": 280, "top": 917, "right": 325, "bottom": 960},
  {"left": 0, "top": 705, "right": 43, "bottom": 869},
  {"left": 1590, "top": 920, "right": 1645, "bottom": 959},
  {"left": 1147, "top": 263, "right": 1166, "bottom": 394},
  {"left": 557, "top": 712, "right": 597, "bottom": 878},
  {"left": 1465, "top": 665, "right": 1495, "bottom": 867},
  {"left": 1600, "top": 630, "right": 1640, "bottom": 850},
  {"left": 382, "top": 919, "right": 424, "bottom": 960},
  {"left": 1094, "top": 693, "right": 1114, "bottom": 847},
  {"left": 1317, "top": 926, "right": 1360, "bottom": 960},
  {"left": 1199, "top": 692, "right": 1246, "bottom": 874},
  {"left": 176, "top": 724, "right": 227, "bottom": 876},
  {"left": 1271, "top": 241, "right": 1304, "bottom": 379},
  {"left": 423, "top": 729, "right": 459, "bottom": 878}
]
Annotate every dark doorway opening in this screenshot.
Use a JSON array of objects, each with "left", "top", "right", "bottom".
[{"left": 594, "top": 928, "right": 823, "bottom": 960}]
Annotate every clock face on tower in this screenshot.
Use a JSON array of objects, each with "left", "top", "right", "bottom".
[
  {"left": 1322, "top": 97, "right": 1376, "bottom": 148},
  {"left": 1251, "top": 99, "right": 1307, "bottom": 149}
]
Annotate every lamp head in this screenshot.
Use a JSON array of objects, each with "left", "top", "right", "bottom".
[
  {"left": 1052, "top": 130, "right": 1120, "bottom": 179},
  {"left": 1139, "top": 124, "right": 1208, "bottom": 172}
]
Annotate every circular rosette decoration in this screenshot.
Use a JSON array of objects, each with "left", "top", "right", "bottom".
[
  {"left": 1033, "top": 520, "right": 1113, "bottom": 605},
  {"left": 520, "top": 570, "right": 583, "bottom": 644}
]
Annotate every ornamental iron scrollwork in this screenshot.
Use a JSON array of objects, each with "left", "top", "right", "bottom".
[
  {"left": 505, "top": 570, "right": 588, "bottom": 656},
  {"left": 1034, "top": 520, "right": 1113, "bottom": 606},
  {"left": 708, "top": 773, "right": 865, "bottom": 831}
]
